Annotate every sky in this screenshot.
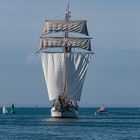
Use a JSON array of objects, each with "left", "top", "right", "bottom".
[{"left": 0, "top": 0, "right": 140, "bottom": 107}]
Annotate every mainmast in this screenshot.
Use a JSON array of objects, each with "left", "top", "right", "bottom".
[{"left": 64, "top": 3, "right": 71, "bottom": 53}]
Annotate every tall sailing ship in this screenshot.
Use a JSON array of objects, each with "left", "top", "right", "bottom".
[{"left": 38, "top": 5, "right": 93, "bottom": 118}]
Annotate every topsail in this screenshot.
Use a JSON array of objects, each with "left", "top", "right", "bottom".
[{"left": 43, "top": 20, "right": 89, "bottom": 36}]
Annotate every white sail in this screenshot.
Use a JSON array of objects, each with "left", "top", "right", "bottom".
[
  {"left": 40, "top": 52, "right": 91, "bottom": 101},
  {"left": 39, "top": 37, "right": 91, "bottom": 51},
  {"left": 65, "top": 53, "right": 91, "bottom": 101},
  {"left": 2, "top": 106, "right": 8, "bottom": 114},
  {"left": 43, "top": 20, "right": 88, "bottom": 36},
  {"left": 40, "top": 53, "right": 65, "bottom": 101}
]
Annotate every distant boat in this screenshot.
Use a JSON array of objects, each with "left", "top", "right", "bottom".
[
  {"left": 10, "top": 104, "right": 15, "bottom": 114},
  {"left": 2, "top": 106, "right": 8, "bottom": 115},
  {"left": 95, "top": 105, "right": 108, "bottom": 115},
  {"left": 35, "top": 105, "right": 37, "bottom": 114}
]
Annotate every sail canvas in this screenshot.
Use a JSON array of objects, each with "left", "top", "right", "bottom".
[{"left": 40, "top": 53, "right": 91, "bottom": 101}]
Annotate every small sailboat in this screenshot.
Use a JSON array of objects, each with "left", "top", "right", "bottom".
[
  {"left": 10, "top": 104, "right": 15, "bottom": 114},
  {"left": 2, "top": 106, "right": 8, "bottom": 115},
  {"left": 95, "top": 105, "right": 108, "bottom": 115}
]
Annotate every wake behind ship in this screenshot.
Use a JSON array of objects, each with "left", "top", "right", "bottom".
[{"left": 38, "top": 4, "right": 93, "bottom": 118}]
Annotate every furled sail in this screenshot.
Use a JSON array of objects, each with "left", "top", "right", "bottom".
[
  {"left": 39, "top": 37, "right": 91, "bottom": 51},
  {"left": 40, "top": 52, "right": 91, "bottom": 101},
  {"left": 43, "top": 20, "right": 89, "bottom": 36}
]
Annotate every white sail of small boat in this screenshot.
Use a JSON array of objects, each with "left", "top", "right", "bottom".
[
  {"left": 38, "top": 4, "right": 93, "bottom": 118},
  {"left": 2, "top": 106, "right": 8, "bottom": 114}
]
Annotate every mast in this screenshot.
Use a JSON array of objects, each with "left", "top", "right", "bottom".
[
  {"left": 61, "top": 4, "right": 71, "bottom": 100},
  {"left": 64, "top": 3, "right": 71, "bottom": 53}
]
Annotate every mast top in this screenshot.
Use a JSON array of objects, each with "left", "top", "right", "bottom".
[
  {"left": 64, "top": 3, "right": 71, "bottom": 53},
  {"left": 65, "top": 3, "right": 71, "bottom": 21}
]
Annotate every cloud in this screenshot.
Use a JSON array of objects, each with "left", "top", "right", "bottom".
[{"left": 25, "top": 53, "right": 38, "bottom": 64}]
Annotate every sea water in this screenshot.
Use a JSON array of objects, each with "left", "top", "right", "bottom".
[{"left": 0, "top": 107, "right": 140, "bottom": 140}]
